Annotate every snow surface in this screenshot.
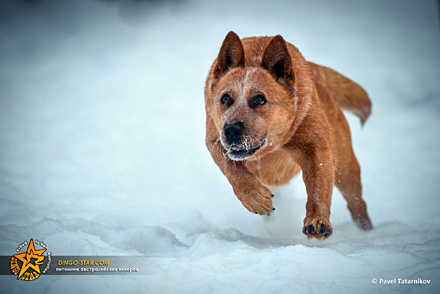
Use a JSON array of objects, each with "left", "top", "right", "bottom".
[{"left": 1, "top": 0, "right": 440, "bottom": 293}]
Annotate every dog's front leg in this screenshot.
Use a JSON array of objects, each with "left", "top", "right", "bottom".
[
  {"left": 297, "top": 147, "right": 335, "bottom": 240},
  {"left": 206, "top": 137, "right": 274, "bottom": 216}
]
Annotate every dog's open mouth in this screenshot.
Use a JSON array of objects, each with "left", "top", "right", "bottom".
[{"left": 227, "top": 137, "right": 266, "bottom": 161}]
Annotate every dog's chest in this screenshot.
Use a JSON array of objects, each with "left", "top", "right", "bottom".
[{"left": 245, "top": 148, "right": 301, "bottom": 187}]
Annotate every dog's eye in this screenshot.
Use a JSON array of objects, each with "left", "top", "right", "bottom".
[
  {"left": 252, "top": 95, "right": 267, "bottom": 106},
  {"left": 221, "top": 94, "right": 232, "bottom": 105}
]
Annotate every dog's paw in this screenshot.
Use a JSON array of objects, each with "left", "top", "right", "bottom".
[
  {"left": 353, "top": 215, "right": 373, "bottom": 231},
  {"left": 302, "top": 218, "right": 333, "bottom": 240},
  {"left": 237, "top": 185, "right": 273, "bottom": 216}
]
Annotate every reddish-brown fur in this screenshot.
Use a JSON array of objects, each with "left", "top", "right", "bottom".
[{"left": 205, "top": 32, "right": 372, "bottom": 240}]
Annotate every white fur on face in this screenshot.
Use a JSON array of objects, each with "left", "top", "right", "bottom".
[
  {"left": 238, "top": 70, "right": 249, "bottom": 103},
  {"left": 238, "top": 68, "right": 258, "bottom": 104}
]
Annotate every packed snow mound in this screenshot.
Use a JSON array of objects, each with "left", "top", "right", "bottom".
[{"left": 2, "top": 218, "right": 440, "bottom": 293}]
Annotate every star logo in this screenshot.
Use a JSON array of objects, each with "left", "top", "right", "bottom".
[{"left": 10, "top": 239, "right": 47, "bottom": 281}]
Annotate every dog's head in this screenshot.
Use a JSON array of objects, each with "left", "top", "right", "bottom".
[{"left": 205, "top": 31, "right": 312, "bottom": 161}]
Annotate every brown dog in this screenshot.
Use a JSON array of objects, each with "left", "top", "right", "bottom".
[{"left": 204, "top": 31, "right": 372, "bottom": 240}]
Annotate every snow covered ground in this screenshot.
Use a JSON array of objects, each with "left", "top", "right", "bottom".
[{"left": 1, "top": 0, "right": 440, "bottom": 293}]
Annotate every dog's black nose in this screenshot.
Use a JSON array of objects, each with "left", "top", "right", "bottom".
[{"left": 224, "top": 122, "right": 243, "bottom": 145}]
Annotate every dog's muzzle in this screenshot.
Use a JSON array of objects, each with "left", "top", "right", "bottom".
[
  {"left": 224, "top": 122, "right": 243, "bottom": 146},
  {"left": 223, "top": 122, "right": 265, "bottom": 161}
]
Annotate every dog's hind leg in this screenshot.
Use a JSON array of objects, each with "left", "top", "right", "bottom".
[
  {"left": 314, "top": 81, "right": 373, "bottom": 231},
  {"left": 334, "top": 147, "right": 373, "bottom": 230}
]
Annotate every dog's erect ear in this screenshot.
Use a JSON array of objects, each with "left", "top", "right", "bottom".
[
  {"left": 213, "top": 31, "right": 245, "bottom": 79},
  {"left": 261, "top": 35, "right": 294, "bottom": 84}
]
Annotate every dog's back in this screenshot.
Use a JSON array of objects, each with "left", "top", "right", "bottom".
[
  {"left": 308, "top": 62, "right": 372, "bottom": 125},
  {"left": 237, "top": 38, "right": 371, "bottom": 126}
]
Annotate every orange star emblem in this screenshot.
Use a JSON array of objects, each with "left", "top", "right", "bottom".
[{"left": 11, "top": 239, "right": 46, "bottom": 280}]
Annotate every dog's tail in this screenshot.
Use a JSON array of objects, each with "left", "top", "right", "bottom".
[{"left": 308, "top": 62, "right": 372, "bottom": 125}]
